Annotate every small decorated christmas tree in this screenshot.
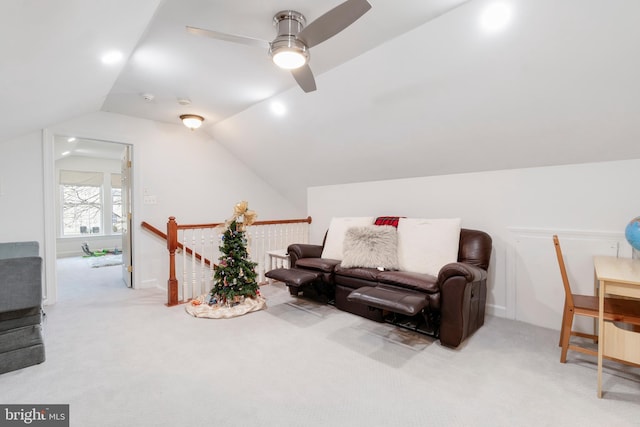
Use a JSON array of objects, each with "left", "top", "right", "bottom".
[{"left": 210, "top": 202, "right": 259, "bottom": 305}]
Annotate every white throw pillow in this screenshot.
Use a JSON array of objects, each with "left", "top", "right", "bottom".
[
  {"left": 321, "top": 217, "right": 375, "bottom": 260},
  {"left": 397, "top": 218, "right": 461, "bottom": 276},
  {"left": 341, "top": 225, "right": 399, "bottom": 269}
]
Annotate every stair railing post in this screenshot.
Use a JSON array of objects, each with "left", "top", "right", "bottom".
[{"left": 167, "top": 216, "right": 179, "bottom": 306}]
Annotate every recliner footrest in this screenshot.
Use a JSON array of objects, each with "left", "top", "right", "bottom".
[
  {"left": 265, "top": 268, "right": 321, "bottom": 287},
  {"left": 347, "top": 285, "right": 429, "bottom": 316}
]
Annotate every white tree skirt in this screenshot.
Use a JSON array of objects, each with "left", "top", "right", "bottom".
[{"left": 185, "top": 295, "right": 267, "bottom": 319}]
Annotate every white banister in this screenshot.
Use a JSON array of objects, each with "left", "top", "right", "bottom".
[{"left": 168, "top": 217, "right": 311, "bottom": 304}]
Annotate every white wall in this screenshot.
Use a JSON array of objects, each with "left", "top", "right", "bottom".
[
  {"left": 1, "top": 111, "right": 304, "bottom": 304},
  {"left": 308, "top": 159, "right": 640, "bottom": 330},
  {"left": 0, "top": 131, "right": 45, "bottom": 244}
]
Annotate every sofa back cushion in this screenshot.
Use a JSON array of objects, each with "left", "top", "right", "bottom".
[
  {"left": 397, "top": 218, "right": 461, "bottom": 276},
  {"left": 458, "top": 229, "right": 493, "bottom": 270},
  {"left": 321, "top": 217, "right": 375, "bottom": 260}
]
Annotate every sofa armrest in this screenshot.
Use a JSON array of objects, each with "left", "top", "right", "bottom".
[
  {"left": 438, "top": 262, "right": 487, "bottom": 285},
  {"left": 287, "top": 244, "right": 324, "bottom": 267},
  {"left": 0, "top": 256, "right": 42, "bottom": 313},
  {"left": 437, "top": 262, "right": 488, "bottom": 348}
]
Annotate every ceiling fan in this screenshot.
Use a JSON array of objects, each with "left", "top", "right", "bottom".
[{"left": 186, "top": 0, "right": 372, "bottom": 93}]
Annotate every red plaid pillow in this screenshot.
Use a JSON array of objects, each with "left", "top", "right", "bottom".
[{"left": 374, "top": 216, "right": 403, "bottom": 228}]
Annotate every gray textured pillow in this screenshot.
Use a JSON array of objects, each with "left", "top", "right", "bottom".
[{"left": 341, "top": 225, "right": 399, "bottom": 269}]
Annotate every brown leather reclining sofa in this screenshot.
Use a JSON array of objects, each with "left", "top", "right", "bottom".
[{"left": 268, "top": 227, "right": 492, "bottom": 348}]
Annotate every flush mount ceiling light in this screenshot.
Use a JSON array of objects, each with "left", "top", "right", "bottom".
[{"left": 180, "top": 114, "right": 204, "bottom": 130}]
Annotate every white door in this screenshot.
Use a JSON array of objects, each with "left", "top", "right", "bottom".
[{"left": 121, "top": 146, "right": 133, "bottom": 287}]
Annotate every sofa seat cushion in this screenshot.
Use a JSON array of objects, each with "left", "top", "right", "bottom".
[
  {"left": 377, "top": 270, "right": 439, "bottom": 294},
  {"left": 333, "top": 268, "right": 380, "bottom": 290},
  {"left": 295, "top": 258, "right": 341, "bottom": 273},
  {"left": 334, "top": 265, "right": 380, "bottom": 282}
]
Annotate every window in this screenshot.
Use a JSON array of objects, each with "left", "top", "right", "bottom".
[
  {"left": 62, "top": 185, "right": 102, "bottom": 235},
  {"left": 59, "top": 170, "right": 122, "bottom": 237},
  {"left": 111, "top": 173, "right": 122, "bottom": 233}
]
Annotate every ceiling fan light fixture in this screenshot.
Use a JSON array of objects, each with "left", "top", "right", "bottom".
[
  {"left": 272, "top": 48, "right": 307, "bottom": 69},
  {"left": 180, "top": 114, "right": 204, "bottom": 130},
  {"left": 270, "top": 37, "right": 309, "bottom": 70},
  {"left": 270, "top": 11, "right": 308, "bottom": 70},
  {"left": 187, "top": 1, "right": 372, "bottom": 92}
]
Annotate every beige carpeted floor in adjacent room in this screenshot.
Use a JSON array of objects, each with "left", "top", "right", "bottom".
[{"left": 1, "top": 257, "right": 639, "bottom": 426}]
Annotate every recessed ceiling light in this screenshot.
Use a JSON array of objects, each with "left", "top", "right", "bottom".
[
  {"left": 101, "top": 50, "right": 124, "bottom": 65},
  {"left": 61, "top": 151, "right": 71, "bottom": 156},
  {"left": 480, "top": 2, "right": 512, "bottom": 32},
  {"left": 67, "top": 137, "right": 76, "bottom": 142},
  {"left": 270, "top": 101, "right": 286, "bottom": 116}
]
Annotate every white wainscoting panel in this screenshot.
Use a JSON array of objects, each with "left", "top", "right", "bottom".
[{"left": 507, "top": 228, "right": 627, "bottom": 331}]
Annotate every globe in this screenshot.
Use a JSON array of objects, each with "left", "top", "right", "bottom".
[{"left": 625, "top": 216, "right": 640, "bottom": 251}]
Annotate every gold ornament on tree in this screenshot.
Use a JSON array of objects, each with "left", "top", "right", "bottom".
[
  {"left": 233, "top": 200, "right": 248, "bottom": 217},
  {"left": 225, "top": 200, "right": 257, "bottom": 231}
]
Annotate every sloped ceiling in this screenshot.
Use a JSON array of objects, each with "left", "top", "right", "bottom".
[
  {"left": 2, "top": 1, "right": 640, "bottom": 210},
  {"left": 103, "top": 0, "right": 469, "bottom": 124},
  {"left": 0, "top": 0, "right": 162, "bottom": 142},
  {"left": 211, "top": 0, "right": 640, "bottom": 205}
]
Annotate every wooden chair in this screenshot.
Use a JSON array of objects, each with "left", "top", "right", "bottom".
[{"left": 553, "top": 235, "right": 640, "bottom": 363}]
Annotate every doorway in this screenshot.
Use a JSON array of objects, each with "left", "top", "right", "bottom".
[{"left": 51, "top": 135, "right": 134, "bottom": 298}]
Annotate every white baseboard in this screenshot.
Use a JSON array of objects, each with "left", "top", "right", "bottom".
[
  {"left": 56, "top": 250, "right": 84, "bottom": 258},
  {"left": 138, "top": 278, "right": 159, "bottom": 289},
  {"left": 486, "top": 303, "right": 506, "bottom": 318}
]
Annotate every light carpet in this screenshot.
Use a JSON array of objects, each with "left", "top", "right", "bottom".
[{"left": 0, "top": 257, "right": 639, "bottom": 426}]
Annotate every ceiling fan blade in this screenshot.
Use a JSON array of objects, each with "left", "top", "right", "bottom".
[
  {"left": 291, "top": 65, "right": 317, "bottom": 93},
  {"left": 297, "top": 0, "right": 372, "bottom": 48},
  {"left": 186, "top": 26, "right": 269, "bottom": 49}
]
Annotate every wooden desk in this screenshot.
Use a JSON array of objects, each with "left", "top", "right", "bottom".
[{"left": 594, "top": 255, "right": 640, "bottom": 398}]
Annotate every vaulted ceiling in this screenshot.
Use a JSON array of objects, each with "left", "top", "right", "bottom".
[
  {"left": 0, "top": 0, "right": 162, "bottom": 141},
  {"left": 3, "top": 0, "right": 640, "bottom": 208}
]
